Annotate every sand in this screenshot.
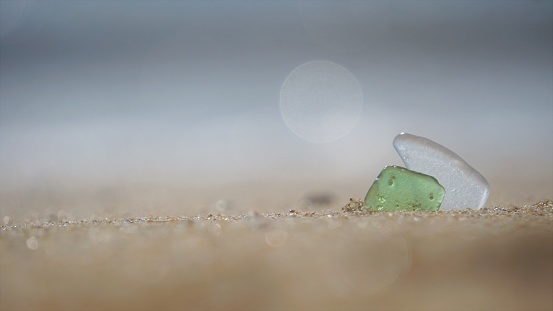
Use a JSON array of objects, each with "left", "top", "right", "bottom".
[{"left": 1, "top": 198, "right": 552, "bottom": 311}]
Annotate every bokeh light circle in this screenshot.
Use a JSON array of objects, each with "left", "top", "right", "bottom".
[{"left": 280, "top": 60, "right": 363, "bottom": 143}]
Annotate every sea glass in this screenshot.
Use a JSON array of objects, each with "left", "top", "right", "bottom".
[
  {"left": 393, "top": 133, "right": 489, "bottom": 210},
  {"left": 364, "top": 166, "right": 445, "bottom": 212}
]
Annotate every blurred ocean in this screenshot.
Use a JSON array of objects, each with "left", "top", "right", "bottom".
[{"left": 1, "top": 1, "right": 551, "bottom": 218}]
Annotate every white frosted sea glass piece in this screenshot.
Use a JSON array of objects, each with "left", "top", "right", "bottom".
[{"left": 393, "top": 133, "right": 490, "bottom": 210}]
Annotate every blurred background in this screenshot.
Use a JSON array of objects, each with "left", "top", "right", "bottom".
[{"left": 1, "top": 0, "right": 552, "bottom": 219}]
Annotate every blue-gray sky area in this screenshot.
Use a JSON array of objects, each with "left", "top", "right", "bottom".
[{"left": 1, "top": 0, "right": 552, "bottom": 213}]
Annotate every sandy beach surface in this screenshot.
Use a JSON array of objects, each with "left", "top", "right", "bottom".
[{"left": 1, "top": 188, "right": 552, "bottom": 310}]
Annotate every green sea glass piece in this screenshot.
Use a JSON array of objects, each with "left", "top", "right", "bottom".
[{"left": 364, "top": 166, "right": 445, "bottom": 212}]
